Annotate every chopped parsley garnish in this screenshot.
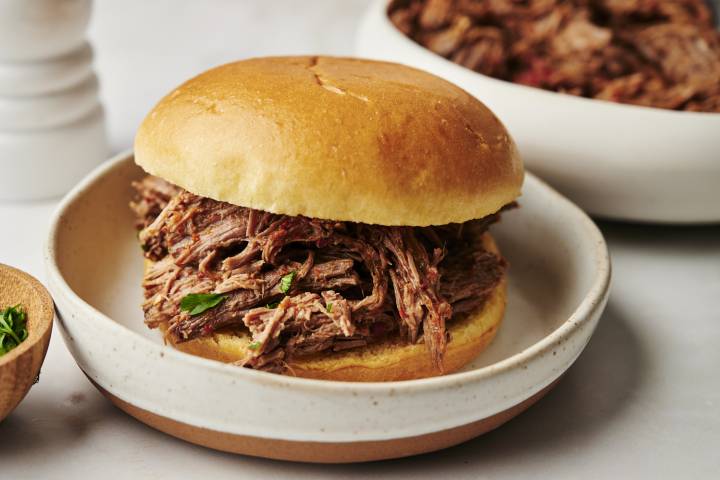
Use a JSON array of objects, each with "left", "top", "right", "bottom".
[
  {"left": 248, "top": 341, "right": 261, "bottom": 350},
  {"left": 180, "top": 293, "right": 227, "bottom": 316},
  {"left": 279, "top": 271, "right": 296, "bottom": 294},
  {"left": 0, "top": 305, "right": 28, "bottom": 356},
  {"left": 267, "top": 271, "right": 297, "bottom": 307},
  {"left": 326, "top": 302, "right": 333, "bottom": 313}
]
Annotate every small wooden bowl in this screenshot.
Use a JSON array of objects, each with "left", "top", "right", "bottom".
[{"left": 0, "top": 264, "right": 53, "bottom": 422}]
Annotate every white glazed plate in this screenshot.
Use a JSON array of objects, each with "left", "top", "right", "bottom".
[
  {"left": 356, "top": 0, "right": 720, "bottom": 224},
  {"left": 45, "top": 152, "right": 610, "bottom": 462}
]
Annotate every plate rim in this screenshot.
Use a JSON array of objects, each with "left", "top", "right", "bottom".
[{"left": 45, "top": 150, "right": 611, "bottom": 396}]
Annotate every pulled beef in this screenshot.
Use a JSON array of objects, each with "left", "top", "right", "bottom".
[
  {"left": 132, "top": 176, "right": 508, "bottom": 373},
  {"left": 388, "top": 0, "right": 720, "bottom": 112},
  {"left": 129, "top": 176, "right": 180, "bottom": 229}
]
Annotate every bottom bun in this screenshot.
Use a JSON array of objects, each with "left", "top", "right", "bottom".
[{"left": 156, "top": 234, "right": 507, "bottom": 381}]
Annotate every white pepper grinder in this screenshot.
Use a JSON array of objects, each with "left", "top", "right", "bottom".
[{"left": 0, "top": 0, "right": 107, "bottom": 201}]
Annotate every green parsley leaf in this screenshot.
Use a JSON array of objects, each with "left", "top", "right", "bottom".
[
  {"left": 266, "top": 302, "right": 280, "bottom": 309},
  {"left": 248, "top": 341, "right": 261, "bottom": 351},
  {"left": 180, "top": 293, "right": 227, "bottom": 316},
  {"left": 279, "top": 271, "right": 296, "bottom": 294},
  {"left": 0, "top": 304, "right": 28, "bottom": 356},
  {"left": 326, "top": 302, "right": 333, "bottom": 313}
]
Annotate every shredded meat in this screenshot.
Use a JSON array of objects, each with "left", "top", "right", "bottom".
[
  {"left": 129, "top": 176, "right": 180, "bottom": 229},
  {"left": 132, "top": 176, "right": 509, "bottom": 373},
  {"left": 388, "top": 0, "right": 720, "bottom": 112}
]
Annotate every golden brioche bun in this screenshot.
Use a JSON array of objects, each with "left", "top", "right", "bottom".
[
  {"left": 155, "top": 234, "right": 506, "bottom": 382},
  {"left": 134, "top": 56, "right": 523, "bottom": 226}
]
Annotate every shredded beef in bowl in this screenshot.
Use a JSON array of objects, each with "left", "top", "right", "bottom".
[{"left": 388, "top": 0, "right": 720, "bottom": 112}]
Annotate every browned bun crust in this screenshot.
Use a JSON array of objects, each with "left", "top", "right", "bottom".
[
  {"left": 154, "top": 234, "right": 506, "bottom": 382},
  {"left": 134, "top": 56, "right": 523, "bottom": 226}
]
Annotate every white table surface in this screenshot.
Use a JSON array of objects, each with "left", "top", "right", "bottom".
[{"left": 1, "top": 1, "right": 719, "bottom": 478}]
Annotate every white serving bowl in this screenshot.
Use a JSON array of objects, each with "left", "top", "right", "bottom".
[
  {"left": 356, "top": 0, "right": 720, "bottom": 224},
  {"left": 45, "top": 152, "right": 610, "bottom": 463}
]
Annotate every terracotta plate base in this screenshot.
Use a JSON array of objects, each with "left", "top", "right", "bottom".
[{"left": 92, "top": 378, "right": 559, "bottom": 463}]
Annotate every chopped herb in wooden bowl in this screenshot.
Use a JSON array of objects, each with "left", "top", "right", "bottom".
[{"left": 0, "top": 305, "right": 28, "bottom": 356}]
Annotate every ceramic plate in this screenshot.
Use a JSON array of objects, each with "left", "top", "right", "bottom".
[
  {"left": 356, "top": 0, "right": 720, "bottom": 224},
  {"left": 45, "top": 152, "right": 610, "bottom": 463}
]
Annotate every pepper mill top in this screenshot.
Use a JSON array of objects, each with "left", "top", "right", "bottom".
[{"left": 0, "top": 0, "right": 107, "bottom": 201}]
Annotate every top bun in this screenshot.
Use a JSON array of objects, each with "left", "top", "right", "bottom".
[{"left": 135, "top": 56, "right": 523, "bottom": 226}]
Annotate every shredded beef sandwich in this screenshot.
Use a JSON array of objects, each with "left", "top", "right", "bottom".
[{"left": 131, "top": 56, "right": 524, "bottom": 381}]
